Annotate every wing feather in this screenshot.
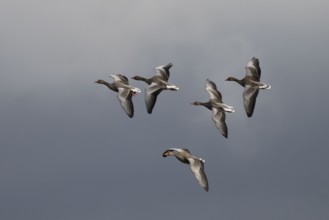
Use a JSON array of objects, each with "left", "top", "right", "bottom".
[
  {"left": 245, "top": 57, "right": 261, "bottom": 79},
  {"left": 117, "top": 88, "right": 134, "bottom": 118},
  {"left": 189, "top": 158, "right": 209, "bottom": 192},
  {"left": 155, "top": 63, "right": 172, "bottom": 81},
  {"left": 211, "top": 107, "right": 228, "bottom": 138},
  {"left": 243, "top": 85, "right": 259, "bottom": 117},
  {"left": 145, "top": 84, "right": 163, "bottom": 114},
  {"left": 205, "top": 79, "right": 222, "bottom": 102}
]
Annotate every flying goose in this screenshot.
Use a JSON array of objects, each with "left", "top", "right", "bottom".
[
  {"left": 226, "top": 57, "right": 271, "bottom": 117},
  {"left": 162, "top": 148, "right": 209, "bottom": 192},
  {"left": 131, "top": 63, "right": 179, "bottom": 114},
  {"left": 94, "top": 74, "right": 141, "bottom": 118},
  {"left": 191, "top": 79, "right": 234, "bottom": 138}
]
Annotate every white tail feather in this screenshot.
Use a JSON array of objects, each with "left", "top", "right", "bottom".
[
  {"left": 222, "top": 104, "right": 235, "bottom": 113},
  {"left": 167, "top": 85, "right": 179, "bottom": 90},
  {"left": 259, "top": 83, "right": 271, "bottom": 89},
  {"left": 131, "top": 87, "right": 141, "bottom": 93}
]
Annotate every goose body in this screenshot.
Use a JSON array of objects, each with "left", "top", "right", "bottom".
[
  {"left": 95, "top": 74, "right": 141, "bottom": 118},
  {"left": 131, "top": 63, "right": 179, "bottom": 114},
  {"left": 162, "top": 148, "right": 209, "bottom": 192},
  {"left": 226, "top": 57, "right": 271, "bottom": 117},
  {"left": 191, "top": 79, "right": 234, "bottom": 138}
]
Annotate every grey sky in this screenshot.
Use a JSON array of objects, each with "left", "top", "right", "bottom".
[{"left": 1, "top": 0, "right": 329, "bottom": 219}]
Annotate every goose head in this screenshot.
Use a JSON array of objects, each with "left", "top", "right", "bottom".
[{"left": 94, "top": 79, "right": 105, "bottom": 84}]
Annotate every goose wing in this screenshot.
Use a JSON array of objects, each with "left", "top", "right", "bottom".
[
  {"left": 117, "top": 74, "right": 130, "bottom": 84},
  {"left": 117, "top": 88, "right": 134, "bottom": 118},
  {"left": 189, "top": 157, "right": 209, "bottom": 192},
  {"left": 155, "top": 63, "right": 173, "bottom": 81},
  {"left": 243, "top": 85, "right": 259, "bottom": 117},
  {"left": 145, "top": 83, "right": 164, "bottom": 114},
  {"left": 110, "top": 74, "right": 129, "bottom": 85},
  {"left": 245, "top": 57, "right": 261, "bottom": 79},
  {"left": 211, "top": 107, "right": 228, "bottom": 138},
  {"left": 205, "top": 79, "right": 223, "bottom": 102}
]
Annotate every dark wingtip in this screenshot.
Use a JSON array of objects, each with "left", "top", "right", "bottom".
[
  {"left": 164, "top": 63, "right": 173, "bottom": 69},
  {"left": 221, "top": 131, "right": 228, "bottom": 138}
]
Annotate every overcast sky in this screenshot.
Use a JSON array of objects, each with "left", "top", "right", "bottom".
[{"left": 1, "top": 0, "right": 329, "bottom": 219}]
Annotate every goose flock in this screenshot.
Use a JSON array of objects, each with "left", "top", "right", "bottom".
[{"left": 95, "top": 57, "right": 271, "bottom": 191}]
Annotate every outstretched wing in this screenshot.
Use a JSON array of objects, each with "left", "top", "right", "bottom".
[
  {"left": 243, "top": 85, "right": 259, "bottom": 117},
  {"left": 189, "top": 157, "right": 209, "bottom": 192},
  {"left": 211, "top": 107, "right": 228, "bottom": 138},
  {"left": 155, "top": 63, "right": 173, "bottom": 81},
  {"left": 205, "top": 79, "right": 223, "bottom": 102},
  {"left": 145, "top": 83, "right": 163, "bottom": 114},
  {"left": 117, "top": 88, "right": 134, "bottom": 118},
  {"left": 245, "top": 57, "right": 261, "bottom": 79},
  {"left": 110, "top": 74, "right": 129, "bottom": 85}
]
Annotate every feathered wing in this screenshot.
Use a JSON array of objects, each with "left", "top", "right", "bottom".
[
  {"left": 117, "top": 88, "right": 134, "bottom": 118},
  {"left": 245, "top": 57, "right": 261, "bottom": 79},
  {"left": 189, "top": 158, "right": 209, "bottom": 192},
  {"left": 211, "top": 107, "right": 228, "bottom": 138},
  {"left": 110, "top": 74, "right": 129, "bottom": 84},
  {"left": 117, "top": 74, "right": 130, "bottom": 84},
  {"left": 155, "top": 63, "right": 172, "bottom": 81},
  {"left": 145, "top": 83, "right": 163, "bottom": 114},
  {"left": 243, "top": 85, "right": 259, "bottom": 117},
  {"left": 205, "top": 79, "right": 222, "bottom": 102},
  {"left": 251, "top": 57, "right": 261, "bottom": 77}
]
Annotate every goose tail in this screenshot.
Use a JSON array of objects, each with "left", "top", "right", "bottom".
[{"left": 259, "top": 83, "right": 271, "bottom": 89}]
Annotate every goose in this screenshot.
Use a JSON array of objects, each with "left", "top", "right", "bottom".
[
  {"left": 162, "top": 148, "right": 209, "bottom": 192},
  {"left": 191, "top": 79, "right": 234, "bottom": 138},
  {"left": 94, "top": 74, "right": 141, "bottom": 118},
  {"left": 226, "top": 57, "right": 271, "bottom": 117},
  {"left": 131, "top": 63, "right": 179, "bottom": 114}
]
